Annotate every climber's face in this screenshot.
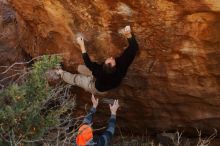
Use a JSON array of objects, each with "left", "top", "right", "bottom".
[{"left": 105, "top": 57, "right": 116, "bottom": 67}]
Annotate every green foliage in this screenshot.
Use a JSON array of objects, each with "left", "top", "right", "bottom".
[{"left": 0, "top": 55, "right": 62, "bottom": 145}]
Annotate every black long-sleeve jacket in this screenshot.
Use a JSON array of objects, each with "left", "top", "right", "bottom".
[{"left": 82, "top": 35, "right": 139, "bottom": 92}]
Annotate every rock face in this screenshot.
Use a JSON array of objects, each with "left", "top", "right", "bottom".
[
  {"left": 2, "top": 0, "right": 220, "bottom": 135},
  {"left": 0, "top": 1, "right": 28, "bottom": 86}
]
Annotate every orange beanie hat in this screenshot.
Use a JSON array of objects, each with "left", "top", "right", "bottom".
[{"left": 76, "top": 124, "right": 93, "bottom": 146}]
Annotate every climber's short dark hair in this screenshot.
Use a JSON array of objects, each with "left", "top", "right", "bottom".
[{"left": 103, "top": 63, "right": 116, "bottom": 74}]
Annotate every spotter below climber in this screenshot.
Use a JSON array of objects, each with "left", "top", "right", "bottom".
[{"left": 74, "top": 94, "right": 119, "bottom": 145}]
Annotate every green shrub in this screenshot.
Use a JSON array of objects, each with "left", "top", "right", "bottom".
[{"left": 0, "top": 55, "right": 64, "bottom": 146}]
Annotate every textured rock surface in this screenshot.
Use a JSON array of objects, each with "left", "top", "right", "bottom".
[
  {"left": 0, "top": 1, "right": 28, "bottom": 86},
  {"left": 1, "top": 0, "right": 220, "bottom": 135}
]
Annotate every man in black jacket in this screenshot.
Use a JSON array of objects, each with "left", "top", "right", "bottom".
[{"left": 56, "top": 26, "right": 139, "bottom": 94}]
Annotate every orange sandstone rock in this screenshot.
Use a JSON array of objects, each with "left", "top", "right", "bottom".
[{"left": 1, "top": 0, "right": 220, "bottom": 135}]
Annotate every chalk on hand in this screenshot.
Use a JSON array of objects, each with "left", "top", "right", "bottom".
[{"left": 76, "top": 33, "right": 87, "bottom": 41}]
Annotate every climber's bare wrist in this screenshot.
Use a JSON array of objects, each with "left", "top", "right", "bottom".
[
  {"left": 126, "top": 33, "right": 132, "bottom": 39},
  {"left": 80, "top": 45, "right": 86, "bottom": 53},
  {"left": 81, "top": 49, "right": 86, "bottom": 53}
]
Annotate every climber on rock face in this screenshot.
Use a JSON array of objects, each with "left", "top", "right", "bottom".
[
  {"left": 75, "top": 94, "right": 119, "bottom": 146},
  {"left": 56, "top": 25, "right": 139, "bottom": 94}
]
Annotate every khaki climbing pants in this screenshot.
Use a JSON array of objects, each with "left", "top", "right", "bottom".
[{"left": 61, "top": 65, "right": 107, "bottom": 95}]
